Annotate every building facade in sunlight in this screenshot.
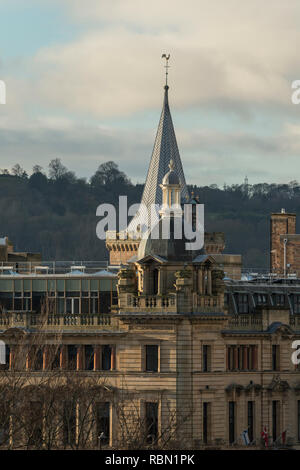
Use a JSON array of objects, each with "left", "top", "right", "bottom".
[{"left": 1, "top": 81, "right": 300, "bottom": 449}]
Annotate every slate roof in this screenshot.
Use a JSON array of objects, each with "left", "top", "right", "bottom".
[{"left": 127, "top": 85, "right": 189, "bottom": 234}]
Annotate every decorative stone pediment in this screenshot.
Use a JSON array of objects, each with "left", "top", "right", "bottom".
[
  {"left": 137, "top": 254, "right": 167, "bottom": 265},
  {"left": 225, "top": 383, "right": 244, "bottom": 394},
  {"left": 0, "top": 327, "right": 27, "bottom": 338},
  {"left": 262, "top": 309, "right": 290, "bottom": 331},
  {"left": 267, "top": 322, "right": 294, "bottom": 338},
  {"left": 267, "top": 375, "right": 290, "bottom": 392},
  {"left": 244, "top": 382, "right": 262, "bottom": 393},
  {"left": 225, "top": 382, "right": 262, "bottom": 396}
]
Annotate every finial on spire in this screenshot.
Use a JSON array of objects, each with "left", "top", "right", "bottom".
[
  {"left": 169, "top": 159, "right": 174, "bottom": 171},
  {"left": 161, "top": 53, "right": 170, "bottom": 87}
]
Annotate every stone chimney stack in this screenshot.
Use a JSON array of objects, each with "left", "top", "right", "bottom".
[{"left": 270, "top": 210, "right": 296, "bottom": 274}]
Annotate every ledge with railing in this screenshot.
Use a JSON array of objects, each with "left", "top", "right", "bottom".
[
  {"left": 0, "top": 311, "right": 117, "bottom": 330},
  {"left": 124, "top": 294, "right": 177, "bottom": 312},
  {"left": 227, "top": 314, "right": 263, "bottom": 330},
  {"left": 123, "top": 293, "right": 225, "bottom": 315},
  {"left": 192, "top": 294, "right": 224, "bottom": 313},
  {"left": 0, "top": 260, "right": 112, "bottom": 275}
]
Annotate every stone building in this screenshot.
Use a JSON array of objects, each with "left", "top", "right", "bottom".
[
  {"left": 0, "top": 80, "right": 300, "bottom": 449},
  {"left": 270, "top": 209, "right": 300, "bottom": 277},
  {"left": 106, "top": 83, "right": 241, "bottom": 279},
  {"left": 0, "top": 236, "right": 41, "bottom": 265}
]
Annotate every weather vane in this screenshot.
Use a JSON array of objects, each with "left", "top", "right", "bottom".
[{"left": 161, "top": 53, "right": 170, "bottom": 86}]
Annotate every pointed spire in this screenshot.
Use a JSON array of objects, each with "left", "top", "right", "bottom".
[{"left": 127, "top": 60, "right": 189, "bottom": 234}]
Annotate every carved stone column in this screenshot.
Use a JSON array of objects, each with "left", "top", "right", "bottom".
[
  {"left": 60, "top": 345, "right": 67, "bottom": 370},
  {"left": 158, "top": 268, "right": 162, "bottom": 296},
  {"left": 198, "top": 269, "right": 203, "bottom": 294},
  {"left": 207, "top": 268, "right": 212, "bottom": 296}
]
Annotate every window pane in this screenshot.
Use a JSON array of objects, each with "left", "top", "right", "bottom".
[
  {"left": 145, "top": 402, "right": 158, "bottom": 443},
  {"left": 73, "top": 299, "right": 79, "bottom": 314},
  {"left": 0, "top": 293, "right": 13, "bottom": 311},
  {"left": 57, "top": 298, "right": 65, "bottom": 314},
  {"left": 102, "top": 345, "right": 111, "bottom": 371},
  {"left": 63, "top": 402, "right": 76, "bottom": 446},
  {"left": 67, "top": 345, "right": 77, "bottom": 370},
  {"left": 56, "top": 280, "right": 65, "bottom": 292},
  {"left": 229, "top": 401, "right": 235, "bottom": 444},
  {"left": 32, "top": 293, "right": 46, "bottom": 312},
  {"left": 81, "top": 299, "right": 89, "bottom": 314},
  {"left": 146, "top": 345, "right": 158, "bottom": 372},
  {"left": 14, "top": 298, "right": 22, "bottom": 311},
  {"left": 32, "top": 280, "right": 46, "bottom": 292},
  {"left": 96, "top": 402, "right": 110, "bottom": 446},
  {"left": 23, "top": 279, "right": 31, "bottom": 292},
  {"left": 0, "top": 280, "right": 13, "bottom": 292},
  {"left": 85, "top": 345, "right": 94, "bottom": 371},
  {"left": 248, "top": 401, "right": 254, "bottom": 442},
  {"left": 100, "top": 280, "right": 111, "bottom": 292},
  {"left": 66, "top": 280, "right": 80, "bottom": 291},
  {"left": 66, "top": 299, "right": 72, "bottom": 314},
  {"left": 90, "top": 279, "right": 99, "bottom": 291},
  {"left": 47, "top": 280, "right": 56, "bottom": 292},
  {"left": 14, "top": 279, "right": 22, "bottom": 292},
  {"left": 91, "top": 298, "right": 98, "bottom": 314},
  {"left": 100, "top": 293, "right": 110, "bottom": 313}
]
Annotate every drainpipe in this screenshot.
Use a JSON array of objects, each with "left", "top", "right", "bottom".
[{"left": 283, "top": 238, "right": 288, "bottom": 279}]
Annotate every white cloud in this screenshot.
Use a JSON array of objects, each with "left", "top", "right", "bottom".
[
  {"left": 7, "top": 0, "right": 299, "bottom": 117},
  {"left": 2, "top": 0, "right": 300, "bottom": 185}
]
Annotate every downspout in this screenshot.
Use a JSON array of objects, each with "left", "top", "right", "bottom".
[{"left": 283, "top": 238, "right": 288, "bottom": 279}]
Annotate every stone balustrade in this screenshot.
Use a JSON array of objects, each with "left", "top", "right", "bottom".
[
  {"left": 0, "top": 311, "right": 116, "bottom": 330},
  {"left": 193, "top": 294, "right": 223, "bottom": 313},
  {"left": 126, "top": 294, "right": 177, "bottom": 312},
  {"left": 228, "top": 314, "right": 263, "bottom": 330}
]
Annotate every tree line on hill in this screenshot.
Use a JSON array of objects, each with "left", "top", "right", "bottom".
[{"left": 1, "top": 159, "right": 299, "bottom": 268}]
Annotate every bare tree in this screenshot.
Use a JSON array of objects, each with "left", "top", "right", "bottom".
[{"left": 0, "top": 304, "right": 192, "bottom": 450}]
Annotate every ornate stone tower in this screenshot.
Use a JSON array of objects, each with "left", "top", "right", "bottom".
[
  {"left": 106, "top": 60, "right": 242, "bottom": 279},
  {"left": 106, "top": 77, "right": 189, "bottom": 265},
  {"left": 117, "top": 161, "right": 226, "bottom": 313}
]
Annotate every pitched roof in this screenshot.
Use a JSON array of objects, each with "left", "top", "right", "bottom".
[{"left": 127, "top": 85, "right": 189, "bottom": 233}]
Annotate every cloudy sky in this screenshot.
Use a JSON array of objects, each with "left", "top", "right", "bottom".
[{"left": 1, "top": 0, "right": 300, "bottom": 186}]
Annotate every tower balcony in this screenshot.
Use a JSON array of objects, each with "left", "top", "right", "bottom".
[
  {"left": 120, "top": 292, "right": 224, "bottom": 314},
  {"left": 124, "top": 293, "right": 177, "bottom": 312},
  {"left": 227, "top": 314, "right": 263, "bottom": 330}
]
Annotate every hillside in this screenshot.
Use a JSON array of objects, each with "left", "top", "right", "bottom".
[{"left": 1, "top": 160, "right": 300, "bottom": 268}]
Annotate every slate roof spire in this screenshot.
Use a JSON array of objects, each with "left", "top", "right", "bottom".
[{"left": 127, "top": 63, "right": 189, "bottom": 235}]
